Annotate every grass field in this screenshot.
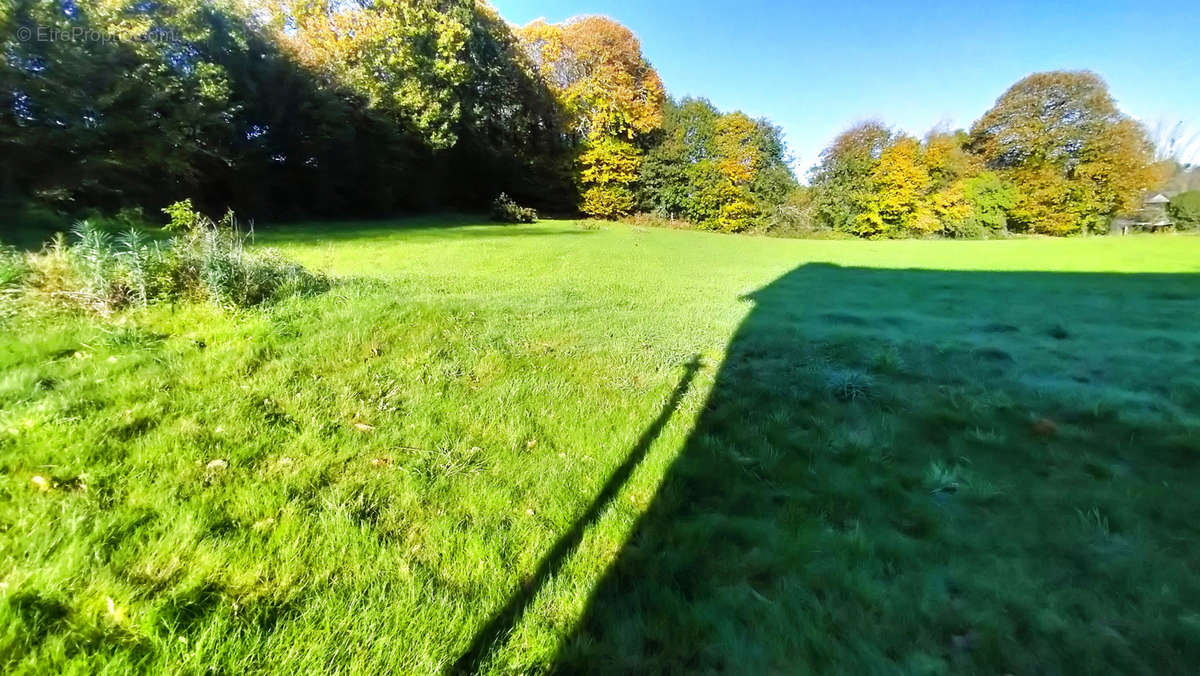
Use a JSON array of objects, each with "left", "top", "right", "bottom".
[{"left": 3, "top": 217, "right": 1200, "bottom": 673}]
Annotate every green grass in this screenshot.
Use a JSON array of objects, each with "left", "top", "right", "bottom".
[{"left": 3, "top": 217, "right": 1200, "bottom": 673}]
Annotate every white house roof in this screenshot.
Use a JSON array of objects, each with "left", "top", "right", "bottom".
[{"left": 1145, "top": 193, "right": 1170, "bottom": 204}]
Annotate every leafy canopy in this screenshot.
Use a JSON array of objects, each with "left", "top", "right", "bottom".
[
  {"left": 1168, "top": 190, "right": 1200, "bottom": 230},
  {"left": 968, "top": 70, "right": 1162, "bottom": 234}
]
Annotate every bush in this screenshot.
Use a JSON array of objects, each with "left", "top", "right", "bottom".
[
  {"left": 19, "top": 202, "right": 328, "bottom": 312},
  {"left": 490, "top": 193, "right": 538, "bottom": 223},
  {"left": 940, "top": 216, "right": 990, "bottom": 240},
  {"left": 580, "top": 185, "right": 636, "bottom": 220},
  {"left": 1168, "top": 190, "right": 1200, "bottom": 230},
  {"left": 620, "top": 213, "right": 690, "bottom": 230}
]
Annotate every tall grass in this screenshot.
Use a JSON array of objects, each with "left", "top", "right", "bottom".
[
  {"left": 0, "top": 246, "right": 27, "bottom": 288},
  {"left": 17, "top": 205, "right": 327, "bottom": 312}
]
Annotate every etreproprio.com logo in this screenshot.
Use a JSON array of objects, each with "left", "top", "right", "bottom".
[{"left": 15, "top": 24, "right": 179, "bottom": 44}]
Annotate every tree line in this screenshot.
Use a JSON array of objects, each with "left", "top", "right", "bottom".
[
  {"left": 1, "top": 0, "right": 578, "bottom": 221},
  {"left": 1, "top": 2, "right": 1183, "bottom": 237},
  {"left": 799, "top": 71, "right": 1173, "bottom": 238}
]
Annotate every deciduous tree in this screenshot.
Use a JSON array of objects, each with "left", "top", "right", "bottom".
[
  {"left": 517, "top": 16, "right": 664, "bottom": 218},
  {"left": 809, "top": 121, "right": 892, "bottom": 233},
  {"left": 969, "top": 70, "right": 1160, "bottom": 234}
]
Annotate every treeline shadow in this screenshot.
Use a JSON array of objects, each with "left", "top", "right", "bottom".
[
  {"left": 539, "top": 263, "right": 1200, "bottom": 673},
  {"left": 253, "top": 217, "right": 596, "bottom": 246}
]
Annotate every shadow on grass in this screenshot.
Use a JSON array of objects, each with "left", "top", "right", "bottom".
[
  {"left": 449, "top": 357, "right": 702, "bottom": 674},
  {"left": 3, "top": 213, "right": 592, "bottom": 251},
  {"left": 253, "top": 215, "right": 594, "bottom": 245},
  {"left": 539, "top": 263, "right": 1200, "bottom": 673},
  {"left": 0, "top": 225, "right": 64, "bottom": 251}
]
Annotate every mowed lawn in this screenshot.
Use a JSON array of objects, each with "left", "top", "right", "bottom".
[{"left": 3, "top": 218, "right": 1200, "bottom": 674}]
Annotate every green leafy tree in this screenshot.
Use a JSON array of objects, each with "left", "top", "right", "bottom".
[
  {"left": 2, "top": 0, "right": 576, "bottom": 222},
  {"left": 933, "top": 172, "right": 1018, "bottom": 238},
  {"left": 809, "top": 121, "right": 893, "bottom": 234},
  {"left": 1168, "top": 190, "right": 1200, "bottom": 229},
  {"left": 1, "top": 0, "right": 242, "bottom": 212},
  {"left": 639, "top": 98, "right": 795, "bottom": 231},
  {"left": 446, "top": 3, "right": 574, "bottom": 209},
  {"left": 268, "top": 0, "right": 473, "bottom": 149},
  {"left": 639, "top": 98, "right": 721, "bottom": 218}
]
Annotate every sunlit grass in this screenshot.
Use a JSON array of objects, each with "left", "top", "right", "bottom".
[{"left": 2, "top": 218, "right": 1199, "bottom": 673}]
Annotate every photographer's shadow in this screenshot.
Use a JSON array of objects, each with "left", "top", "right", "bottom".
[{"left": 551, "top": 262, "right": 1200, "bottom": 673}]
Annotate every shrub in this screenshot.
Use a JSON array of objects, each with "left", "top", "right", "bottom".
[
  {"left": 163, "top": 198, "right": 202, "bottom": 233},
  {"left": 490, "top": 193, "right": 538, "bottom": 223},
  {"left": 621, "top": 213, "right": 690, "bottom": 230},
  {"left": 23, "top": 235, "right": 81, "bottom": 302},
  {"left": 579, "top": 185, "right": 636, "bottom": 220},
  {"left": 166, "top": 206, "right": 330, "bottom": 308},
  {"left": 19, "top": 202, "right": 327, "bottom": 312},
  {"left": 763, "top": 202, "right": 816, "bottom": 236},
  {"left": 1168, "top": 190, "right": 1200, "bottom": 230}
]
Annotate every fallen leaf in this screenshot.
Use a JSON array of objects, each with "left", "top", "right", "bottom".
[{"left": 1031, "top": 418, "right": 1058, "bottom": 438}]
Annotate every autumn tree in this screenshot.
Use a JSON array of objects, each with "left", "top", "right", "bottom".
[
  {"left": 932, "top": 171, "right": 1018, "bottom": 238},
  {"left": 809, "top": 121, "right": 893, "bottom": 233},
  {"left": 639, "top": 98, "right": 794, "bottom": 231},
  {"left": 810, "top": 122, "right": 1018, "bottom": 238},
  {"left": 856, "top": 136, "right": 936, "bottom": 237},
  {"left": 517, "top": 16, "right": 664, "bottom": 219},
  {"left": 922, "top": 130, "right": 1015, "bottom": 238},
  {"left": 968, "top": 70, "right": 1161, "bottom": 234}
]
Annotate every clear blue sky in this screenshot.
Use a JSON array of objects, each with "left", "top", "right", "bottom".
[{"left": 490, "top": 0, "right": 1200, "bottom": 177}]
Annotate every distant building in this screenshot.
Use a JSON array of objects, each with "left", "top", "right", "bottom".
[
  {"left": 1142, "top": 194, "right": 1172, "bottom": 230},
  {"left": 1111, "top": 193, "right": 1172, "bottom": 235}
]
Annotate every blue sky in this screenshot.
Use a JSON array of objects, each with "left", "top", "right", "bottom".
[{"left": 490, "top": 0, "right": 1200, "bottom": 177}]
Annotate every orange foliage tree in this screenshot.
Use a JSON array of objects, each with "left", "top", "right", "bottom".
[
  {"left": 517, "top": 16, "right": 664, "bottom": 218},
  {"left": 969, "top": 71, "right": 1163, "bottom": 234}
]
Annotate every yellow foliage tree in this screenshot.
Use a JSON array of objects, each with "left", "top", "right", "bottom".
[
  {"left": 714, "top": 113, "right": 761, "bottom": 186},
  {"left": 517, "top": 16, "right": 664, "bottom": 218},
  {"left": 577, "top": 137, "right": 640, "bottom": 218},
  {"left": 706, "top": 113, "right": 763, "bottom": 231},
  {"left": 857, "top": 136, "right": 936, "bottom": 237}
]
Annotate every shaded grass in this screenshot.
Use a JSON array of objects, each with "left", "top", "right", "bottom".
[
  {"left": 2, "top": 219, "right": 1199, "bottom": 673},
  {"left": 556, "top": 264, "right": 1200, "bottom": 674}
]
